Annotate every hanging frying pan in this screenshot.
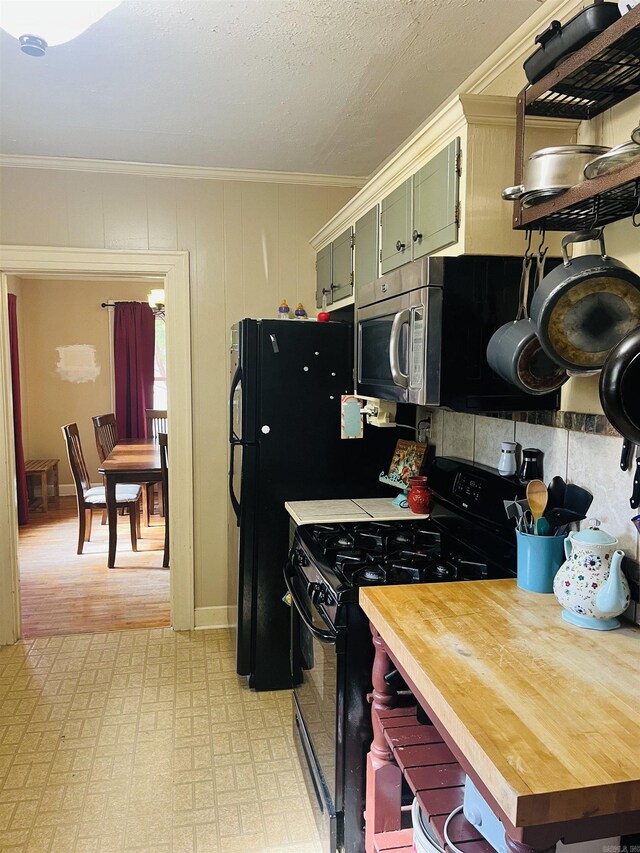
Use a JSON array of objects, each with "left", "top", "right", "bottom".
[
  {"left": 599, "top": 326, "right": 640, "bottom": 508},
  {"left": 530, "top": 229, "right": 640, "bottom": 372},
  {"left": 486, "top": 249, "right": 568, "bottom": 394}
]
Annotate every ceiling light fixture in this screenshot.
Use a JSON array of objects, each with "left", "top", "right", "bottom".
[
  {"left": 0, "top": 1, "right": 122, "bottom": 56},
  {"left": 148, "top": 289, "right": 166, "bottom": 317}
]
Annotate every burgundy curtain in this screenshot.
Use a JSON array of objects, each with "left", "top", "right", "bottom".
[
  {"left": 114, "top": 302, "right": 155, "bottom": 439},
  {"left": 8, "top": 294, "right": 29, "bottom": 525}
]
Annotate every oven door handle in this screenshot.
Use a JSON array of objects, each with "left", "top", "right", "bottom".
[
  {"left": 389, "top": 308, "right": 410, "bottom": 389},
  {"left": 284, "top": 562, "right": 336, "bottom": 645}
]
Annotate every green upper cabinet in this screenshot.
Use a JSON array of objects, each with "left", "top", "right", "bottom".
[
  {"left": 380, "top": 178, "right": 412, "bottom": 274},
  {"left": 412, "top": 138, "right": 460, "bottom": 260},
  {"left": 331, "top": 226, "right": 354, "bottom": 303},
  {"left": 354, "top": 206, "right": 379, "bottom": 292},
  {"left": 316, "top": 243, "right": 332, "bottom": 309}
]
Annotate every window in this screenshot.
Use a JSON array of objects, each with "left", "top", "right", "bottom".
[{"left": 154, "top": 315, "right": 167, "bottom": 409}]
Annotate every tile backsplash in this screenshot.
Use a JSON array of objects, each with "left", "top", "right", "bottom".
[{"left": 421, "top": 409, "right": 640, "bottom": 616}]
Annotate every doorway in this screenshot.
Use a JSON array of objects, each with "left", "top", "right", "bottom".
[
  {"left": 11, "top": 274, "right": 170, "bottom": 636},
  {"left": 0, "top": 246, "right": 194, "bottom": 645}
]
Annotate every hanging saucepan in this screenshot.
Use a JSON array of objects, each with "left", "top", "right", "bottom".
[
  {"left": 599, "top": 326, "right": 640, "bottom": 508},
  {"left": 530, "top": 229, "right": 640, "bottom": 372},
  {"left": 486, "top": 250, "right": 568, "bottom": 395}
]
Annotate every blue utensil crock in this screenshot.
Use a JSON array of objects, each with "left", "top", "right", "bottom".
[{"left": 515, "top": 529, "right": 564, "bottom": 594}]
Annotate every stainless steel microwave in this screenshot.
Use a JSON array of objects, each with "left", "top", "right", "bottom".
[{"left": 356, "top": 255, "right": 560, "bottom": 412}]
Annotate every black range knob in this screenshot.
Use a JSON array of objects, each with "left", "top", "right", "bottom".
[{"left": 293, "top": 548, "right": 308, "bottom": 568}]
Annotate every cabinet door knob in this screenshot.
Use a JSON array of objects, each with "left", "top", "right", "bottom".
[
  {"left": 395, "top": 240, "right": 406, "bottom": 252},
  {"left": 412, "top": 230, "right": 422, "bottom": 243}
]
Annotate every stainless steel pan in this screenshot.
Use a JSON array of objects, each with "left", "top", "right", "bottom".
[{"left": 502, "top": 144, "right": 609, "bottom": 202}]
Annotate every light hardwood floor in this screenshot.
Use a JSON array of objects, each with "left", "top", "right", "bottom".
[{"left": 18, "top": 496, "right": 170, "bottom": 638}]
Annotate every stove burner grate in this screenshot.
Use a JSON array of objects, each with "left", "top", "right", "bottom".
[{"left": 303, "top": 520, "right": 491, "bottom": 588}]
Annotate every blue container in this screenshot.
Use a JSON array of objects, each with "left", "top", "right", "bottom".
[{"left": 515, "top": 530, "right": 564, "bottom": 594}]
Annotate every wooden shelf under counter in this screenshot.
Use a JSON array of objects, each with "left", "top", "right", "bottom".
[{"left": 361, "top": 579, "right": 640, "bottom": 852}]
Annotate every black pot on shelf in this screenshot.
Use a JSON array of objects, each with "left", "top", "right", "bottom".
[{"left": 523, "top": 2, "right": 621, "bottom": 85}]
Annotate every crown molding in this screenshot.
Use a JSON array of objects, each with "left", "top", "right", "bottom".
[
  {"left": 310, "top": 0, "right": 585, "bottom": 250},
  {"left": 0, "top": 154, "right": 367, "bottom": 188},
  {"left": 310, "top": 93, "right": 580, "bottom": 250},
  {"left": 465, "top": 0, "right": 583, "bottom": 96}
]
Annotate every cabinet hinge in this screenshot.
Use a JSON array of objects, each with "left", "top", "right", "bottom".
[
  {"left": 455, "top": 149, "right": 463, "bottom": 177},
  {"left": 379, "top": 212, "right": 382, "bottom": 227},
  {"left": 350, "top": 233, "right": 355, "bottom": 249},
  {"left": 454, "top": 201, "right": 461, "bottom": 227},
  {"left": 350, "top": 271, "right": 354, "bottom": 286},
  {"left": 379, "top": 248, "right": 383, "bottom": 263}
]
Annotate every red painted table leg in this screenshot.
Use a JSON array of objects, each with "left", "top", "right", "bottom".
[
  {"left": 505, "top": 836, "right": 556, "bottom": 853},
  {"left": 365, "top": 624, "right": 403, "bottom": 853}
]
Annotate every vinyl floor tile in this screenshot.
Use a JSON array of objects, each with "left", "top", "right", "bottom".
[{"left": 0, "top": 630, "right": 321, "bottom": 853}]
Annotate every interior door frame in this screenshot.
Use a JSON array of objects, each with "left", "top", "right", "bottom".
[{"left": 0, "top": 246, "right": 194, "bottom": 644}]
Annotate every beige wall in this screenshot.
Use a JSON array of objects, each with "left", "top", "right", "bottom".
[
  {"left": 13, "top": 277, "right": 152, "bottom": 486},
  {"left": 0, "top": 173, "right": 357, "bottom": 613}
]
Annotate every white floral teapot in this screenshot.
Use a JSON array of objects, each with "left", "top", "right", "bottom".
[{"left": 553, "top": 519, "right": 630, "bottom": 630}]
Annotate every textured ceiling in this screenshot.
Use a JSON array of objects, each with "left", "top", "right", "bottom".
[{"left": 0, "top": 0, "right": 542, "bottom": 176}]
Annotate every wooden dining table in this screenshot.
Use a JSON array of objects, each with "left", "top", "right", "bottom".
[{"left": 98, "top": 439, "right": 161, "bottom": 568}]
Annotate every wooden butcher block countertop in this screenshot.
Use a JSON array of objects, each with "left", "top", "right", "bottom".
[{"left": 360, "top": 579, "right": 640, "bottom": 829}]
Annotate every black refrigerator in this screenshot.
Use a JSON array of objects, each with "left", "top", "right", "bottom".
[{"left": 228, "top": 318, "right": 400, "bottom": 691}]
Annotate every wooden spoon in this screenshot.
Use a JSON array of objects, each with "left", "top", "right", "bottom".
[{"left": 526, "top": 479, "right": 548, "bottom": 534}]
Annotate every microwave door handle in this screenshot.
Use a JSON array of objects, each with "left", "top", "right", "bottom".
[{"left": 389, "top": 309, "right": 410, "bottom": 389}]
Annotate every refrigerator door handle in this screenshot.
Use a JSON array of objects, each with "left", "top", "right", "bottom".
[
  {"left": 229, "top": 365, "right": 242, "bottom": 443},
  {"left": 229, "top": 364, "right": 243, "bottom": 524},
  {"left": 229, "top": 440, "right": 241, "bottom": 525}
]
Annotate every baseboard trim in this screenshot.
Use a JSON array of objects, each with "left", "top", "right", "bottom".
[
  {"left": 62, "top": 482, "right": 101, "bottom": 497},
  {"left": 35, "top": 483, "right": 101, "bottom": 497},
  {"left": 194, "top": 606, "right": 230, "bottom": 630}
]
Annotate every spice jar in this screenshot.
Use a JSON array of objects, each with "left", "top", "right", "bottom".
[{"left": 407, "top": 476, "right": 432, "bottom": 515}]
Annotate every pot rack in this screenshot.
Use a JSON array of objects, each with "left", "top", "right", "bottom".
[{"left": 512, "top": 5, "right": 640, "bottom": 232}]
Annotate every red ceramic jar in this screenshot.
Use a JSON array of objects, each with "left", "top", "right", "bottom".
[{"left": 407, "top": 476, "right": 432, "bottom": 515}]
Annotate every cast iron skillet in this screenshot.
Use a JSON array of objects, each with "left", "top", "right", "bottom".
[{"left": 600, "top": 326, "right": 640, "bottom": 508}]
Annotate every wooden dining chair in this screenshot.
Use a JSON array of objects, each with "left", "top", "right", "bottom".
[
  {"left": 92, "top": 413, "right": 120, "bottom": 525},
  {"left": 93, "top": 412, "right": 153, "bottom": 525},
  {"left": 146, "top": 409, "right": 167, "bottom": 516},
  {"left": 159, "top": 432, "right": 169, "bottom": 568},
  {"left": 92, "top": 413, "right": 118, "bottom": 463},
  {"left": 62, "top": 423, "right": 141, "bottom": 556},
  {"left": 146, "top": 409, "right": 168, "bottom": 439}
]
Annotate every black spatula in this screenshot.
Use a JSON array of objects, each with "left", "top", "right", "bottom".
[
  {"left": 563, "top": 483, "right": 593, "bottom": 518},
  {"left": 547, "top": 476, "right": 566, "bottom": 511}
]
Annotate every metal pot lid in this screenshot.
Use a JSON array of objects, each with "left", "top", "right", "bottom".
[
  {"left": 584, "top": 141, "right": 640, "bottom": 179},
  {"left": 528, "top": 144, "right": 610, "bottom": 160},
  {"left": 543, "top": 272, "right": 640, "bottom": 369}
]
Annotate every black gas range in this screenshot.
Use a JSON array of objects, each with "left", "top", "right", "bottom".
[{"left": 285, "top": 457, "right": 525, "bottom": 853}]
